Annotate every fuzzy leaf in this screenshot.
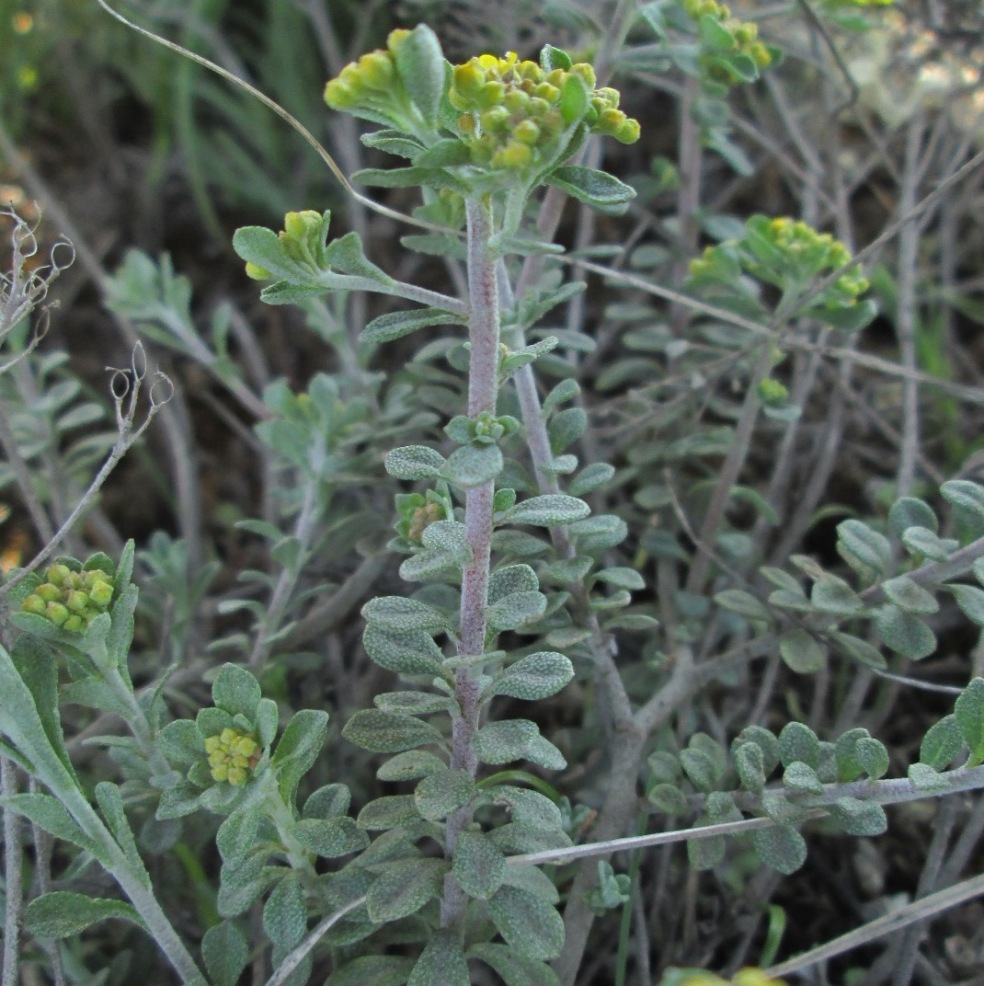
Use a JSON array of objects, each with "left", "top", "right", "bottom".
[
  {"left": 810, "top": 577, "right": 864, "bottom": 615},
  {"left": 919, "top": 715, "right": 964, "bottom": 770},
  {"left": 367, "top": 856, "right": 446, "bottom": 923},
  {"left": 362, "top": 308, "right": 464, "bottom": 345},
  {"left": 443, "top": 443, "right": 504, "bottom": 489},
  {"left": 202, "top": 921, "right": 250, "bottom": 986},
  {"left": 363, "top": 625, "right": 447, "bottom": 677},
  {"left": 0, "top": 793, "right": 101, "bottom": 857},
  {"left": 414, "top": 768, "right": 475, "bottom": 821},
  {"left": 469, "top": 942, "right": 560, "bottom": 986},
  {"left": 873, "top": 605, "right": 936, "bottom": 660},
  {"left": 954, "top": 678, "right": 984, "bottom": 756},
  {"left": 949, "top": 584, "right": 984, "bottom": 629},
  {"left": 408, "top": 929, "right": 469, "bottom": 986},
  {"left": 828, "top": 631, "right": 887, "bottom": 670},
  {"left": 505, "top": 495, "right": 591, "bottom": 528},
  {"left": 394, "top": 24, "right": 446, "bottom": 126},
  {"left": 778, "top": 722, "right": 820, "bottom": 769},
  {"left": 376, "top": 750, "right": 447, "bottom": 782},
  {"left": 211, "top": 663, "right": 262, "bottom": 720},
  {"left": 263, "top": 873, "right": 306, "bottom": 949},
  {"left": 24, "top": 892, "right": 142, "bottom": 939},
  {"left": 489, "top": 564, "right": 540, "bottom": 602},
  {"left": 547, "top": 166, "right": 636, "bottom": 215},
  {"left": 486, "top": 591, "right": 547, "bottom": 632},
  {"left": 356, "top": 794, "right": 421, "bottom": 830},
  {"left": 384, "top": 445, "right": 446, "bottom": 480},
  {"left": 487, "top": 885, "right": 564, "bottom": 960},
  {"left": 453, "top": 829, "right": 506, "bottom": 900},
  {"left": 836, "top": 519, "right": 891, "bottom": 582},
  {"left": 361, "top": 596, "right": 452, "bottom": 633},
  {"left": 295, "top": 817, "right": 369, "bottom": 858},
  {"left": 779, "top": 628, "right": 825, "bottom": 674},
  {"left": 473, "top": 719, "right": 539, "bottom": 765},
  {"left": 752, "top": 824, "right": 807, "bottom": 875},
  {"left": 881, "top": 576, "right": 939, "bottom": 615},
  {"left": 783, "top": 761, "right": 823, "bottom": 794},
  {"left": 715, "top": 588, "right": 771, "bottom": 622},
  {"left": 343, "top": 710, "right": 444, "bottom": 754},
  {"left": 888, "top": 497, "right": 938, "bottom": 538},
  {"left": 325, "top": 955, "right": 415, "bottom": 986},
  {"left": 272, "top": 709, "right": 329, "bottom": 804},
  {"left": 827, "top": 797, "right": 887, "bottom": 836},
  {"left": 491, "top": 651, "right": 574, "bottom": 701}
]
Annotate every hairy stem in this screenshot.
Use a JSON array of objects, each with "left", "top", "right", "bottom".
[{"left": 441, "top": 195, "right": 500, "bottom": 932}]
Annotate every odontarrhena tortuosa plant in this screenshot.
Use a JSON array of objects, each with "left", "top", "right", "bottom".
[{"left": 234, "top": 23, "right": 643, "bottom": 984}]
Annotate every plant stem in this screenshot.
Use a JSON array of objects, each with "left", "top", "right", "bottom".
[
  {"left": 441, "top": 195, "right": 500, "bottom": 933},
  {"left": 1, "top": 757, "right": 22, "bottom": 986}
]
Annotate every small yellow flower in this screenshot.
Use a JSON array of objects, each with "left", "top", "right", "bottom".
[{"left": 205, "top": 727, "right": 261, "bottom": 786}]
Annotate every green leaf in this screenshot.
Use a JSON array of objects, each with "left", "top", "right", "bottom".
[
  {"left": 733, "top": 742, "right": 766, "bottom": 797},
  {"left": 949, "top": 584, "right": 984, "bottom": 628},
  {"left": 941, "top": 480, "right": 984, "bottom": 538},
  {"left": 473, "top": 719, "right": 539, "bottom": 765},
  {"left": 491, "top": 651, "right": 574, "bottom": 702},
  {"left": 0, "top": 794, "right": 101, "bottom": 857},
  {"left": 954, "top": 678, "right": 984, "bottom": 756},
  {"left": 835, "top": 727, "right": 873, "bottom": 781},
  {"left": 367, "top": 857, "right": 446, "bottom": 923},
  {"left": 855, "top": 737, "right": 890, "bottom": 779},
  {"left": 487, "top": 591, "right": 547, "bottom": 632},
  {"left": 232, "top": 226, "right": 306, "bottom": 282},
  {"left": 546, "top": 166, "right": 636, "bottom": 215},
  {"left": 901, "top": 526, "right": 958, "bottom": 561},
  {"left": 687, "top": 831, "right": 725, "bottom": 871},
  {"left": 810, "top": 577, "right": 864, "bottom": 615},
  {"left": 408, "top": 929, "right": 470, "bottom": 986},
  {"left": 362, "top": 625, "right": 447, "bottom": 678},
  {"left": 837, "top": 519, "right": 891, "bottom": 582},
  {"left": 394, "top": 24, "right": 446, "bottom": 126},
  {"left": 783, "top": 761, "right": 823, "bottom": 794},
  {"left": 263, "top": 872, "right": 306, "bottom": 949},
  {"left": 362, "top": 596, "right": 452, "bottom": 633},
  {"left": 778, "top": 722, "right": 820, "bottom": 769},
  {"left": 343, "top": 710, "right": 444, "bottom": 754},
  {"left": 919, "top": 714, "right": 964, "bottom": 770},
  {"left": 202, "top": 921, "right": 250, "bottom": 986},
  {"left": 211, "top": 663, "right": 262, "bottom": 720},
  {"left": 356, "top": 794, "right": 421, "bottom": 830},
  {"left": 470, "top": 942, "right": 560, "bottom": 986},
  {"left": 828, "top": 630, "right": 887, "bottom": 670},
  {"left": 362, "top": 308, "right": 465, "bottom": 345},
  {"left": 505, "top": 495, "right": 591, "bottom": 527},
  {"left": 453, "top": 830, "right": 506, "bottom": 899},
  {"left": 751, "top": 825, "right": 807, "bottom": 875},
  {"left": 414, "top": 768, "right": 475, "bottom": 821},
  {"left": 873, "top": 605, "right": 936, "bottom": 660},
  {"left": 827, "top": 797, "right": 887, "bottom": 836},
  {"left": 809, "top": 299, "right": 877, "bottom": 333},
  {"left": 24, "top": 892, "right": 142, "bottom": 939},
  {"left": 322, "top": 231, "right": 393, "bottom": 282},
  {"left": 593, "top": 567, "right": 646, "bottom": 591},
  {"left": 415, "top": 139, "right": 472, "bottom": 167},
  {"left": 272, "top": 709, "right": 329, "bottom": 804},
  {"left": 295, "top": 817, "right": 369, "bottom": 858},
  {"left": 908, "top": 761, "right": 948, "bottom": 791},
  {"left": 443, "top": 443, "right": 504, "bottom": 489},
  {"left": 779, "top": 628, "right": 825, "bottom": 674},
  {"left": 216, "top": 809, "right": 260, "bottom": 867},
  {"left": 568, "top": 462, "right": 614, "bottom": 496},
  {"left": 679, "top": 748, "right": 719, "bottom": 793},
  {"left": 647, "top": 783, "right": 689, "bottom": 815},
  {"left": 325, "top": 955, "right": 415, "bottom": 986},
  {"left": 888, "top": 497, "right": 938, "bottom": 538},
  {"left": 881, "top": 576, "right": 939, "bottom": 615},
  {"left": 488, "top": 885, "right": 564, "bottom": 960},
  {"left": 353, "top": 166, "right": 467, "bottom": 193},
  {"left": 714, "top": 588, "right": 771, "bottom": 622},
  {"left": 377, "top": 750, "right": 447, "bottom": 782},
  {"left": 384, "top": 445, "right": 446, "bottom": 480}
]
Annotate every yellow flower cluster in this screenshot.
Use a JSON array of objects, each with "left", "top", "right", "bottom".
[
  {"left": 683, "top": 0, "right": 772, "bottom": 80},
  {"left": 324, "top": 29, "right": 407, "bottom": 115},
  {"left": 449, "top": 51, "right": 640, "bottom": 171},
  {"left": 205, "top": 727, "right": 261, "bottom": 786},
  {"left": 764, "top": 217, "right": 868, "bottom": 297},
  {"left": 21, "top": 564, "right": 114, "bottom": 633}
]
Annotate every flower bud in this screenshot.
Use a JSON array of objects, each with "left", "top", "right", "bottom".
[
  {"left": 513, "top": 119, "right": 541, "bottom": 145},
  {"left": 47, "top": 564, "right": 72, "bottom": 586},
  {"left": 453, "top": 62, "right": 485, "bottom": 98},
  {"left": 477, "top": 80, "right": 507, "bottom": 109},
  {"left": 65, "top": 590, "right": 89, "bottom": 614},
  {"left": 36, "top": 582, "right": 61, "bottom": 602},
  {"left": 245, "top": 262, "right": 272, "bottom": 281},
  {"left": 492, "top": 140, "right": 533, "bottom": 169},
  {"left": 63, "top": 615, "right": 85, "bottom": 633},
  {"left": 359, "top": 51, "right": 394, "bottom": 89},
  {"left": 205, "top": 727, "right": 261, "bottom": 786},
  {"left": 569, "top": 62, "right": 596, "bottom": 90},
  {"left": 21, "top": 595, "right": 46, "bottom": 617},
  {"left": 45, "top": 602, "right": 69, "bottom": 627},
  {"left": 386, "top": 28, "right": 411, "bottom": 55},
  {"left": 89, "top": 580, "right": 114, "bottom": 609},
  {"left": 614, "top": 117, "right": 641, "bottom": 144}
]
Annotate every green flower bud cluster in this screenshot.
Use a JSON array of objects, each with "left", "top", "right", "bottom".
[
  {"left": 204, "top": 726, "right": 261, "bottom": 786},
  {"left": 244, "top": 210, "right": 327, "bottom": 281},
  {"left": 689, "top": 215, "right": 868, "bottom": 306},
  {"left": 394, "top": 491, "right": 448, "bottom": 546},
  {"left": 21, "top": 563, "right": 114, "bottom": 633},
  {"left": 323, "top": 28, "right": 407, "bottom": 117},
  {"left": 683, "top": 0, "right": 773, "bottom": 83},
  {"left": 823, "top": 0, "right": 893, "bottom": 6},
  {"left": 448, "top": 50, "right": 640, "bottom": 171}
]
